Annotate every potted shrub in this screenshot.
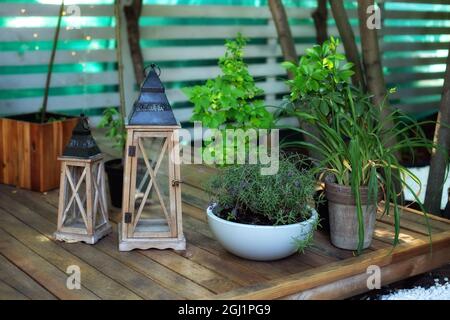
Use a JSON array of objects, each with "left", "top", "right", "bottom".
[
  {"left": 98, "top": 107, "right": 126, "bottom": 208},
  {"left": 0, "top": 1, "right": 78, "bottom": 192},
  {"left": 183, "top": 34, "right": 274, "bottom": 163},
  {"left": 205, "top": 157, "right": 319, "bottom": 261},
  {"left": 281, "top": 38, "right": 434, "bottom": 253}
]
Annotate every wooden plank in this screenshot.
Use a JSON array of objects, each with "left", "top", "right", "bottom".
[
  {"left": 384, "top": 57, "right": 447, "bottom": 68},
  {"left": 0, "top": 92, "right": 119, "bottom": 116},
  {"left": 378, "top": 205, "right": 449, "bottom": 233},
  {"left": 183, "top": 213, "right": 312, "bottom": 279},
  {"left": 0, "top": 71, "right": 119, "bottom": 90},
  {"left": 0, "top": 228, "right": 99, "bottom": 300},
  {"left": 159, "top": 63, "right": 286, "bottom": 82},
  {"left": 392, "top": 86, "right": 443, "bottom": 98},
  {"left": 402, "top": 204, "right": 450, "bottom": 226},
  {"left": 396, "top": 101, "right": 439, "bottom": 113},
  {"left": 0, "top": 27, "right": 115, "bottom": 42},
  {"left": 141, "top": 4, "right": 310, "bottom": 19},
  {"left": 0, "top": 254, "right": 56, "bottom": 299},
  {"left": 93, "top": 225, "right": 214, "bottom": 299},
  {"left": 0, "top": 49, "right": 116, "bottom": 66},
  {"left": 387, "top": 0, "right": 450, "bottom": 4},
  {"left": 182, "top": 202, "right": 340, "bottom": 271},
  {"left": 0, "top": 187, "right": 190, "bottom": 300},
  {"left": 0, "top": 4, "right": 114, "bottom": 17},
  {"left": 373, "top": 221, "right": 428, "bottom": 245},
  {"left": 142, "top": 43, "right": 327, "bottom": 62},
  {"left": 176, "top": 243, "right": 268, "bottom": 286},
  {"left": 212, "top": 230, "right": 450, "bottom": 300},
  {"left": 382, "top": 42, "right": 450, "bottom": 52},
  {"left": 382, "top": 27, "right": 450, "bottom": 36},
  {"left": 0, "top": 205, "right": 143, "bottom": 300},
  {"left": 139, "top": 249, "right": 239, "bottom": 294},
  {"left": 140, "top": 25, "right": 343, "bottom": 40},
  {"left": 0, "top": 280, "right": 29, "bottom": 300},
  {"left": 386, "top": 71, "right": 445, "bottom": 84},
  {"left": 3, "top": 185, "right": 235, "bottom": 297},
  {"left": 384, "top": 10, "right": 450, "bottom": 20},
  {"left": 284, "top": 244, "right": 450, "bottom": 299},
  {"left": 181, "top": 183, "right": 209, "bottom": 209}
]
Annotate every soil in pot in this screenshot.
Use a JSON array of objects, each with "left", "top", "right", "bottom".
[
  {"left": 105, "top": 159, "right": 124, "bottom": 208},
  {"left": 6, "top": 112, "right": 71, "bottom": 123},
  {"left": 212, "top": 205, "right": 311, "bottom": 226},
  {"left": 325, "top": 182, "right": 379, "bottom": 251}
]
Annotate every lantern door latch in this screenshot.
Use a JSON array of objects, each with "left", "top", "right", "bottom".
[
  {"left": 128, "top": 146, "right": 136, "bottom": 157},
  {"left": 124, "top": 212, "right": 132, "bottom": 224},
  {"left": 171, "top": 179, "right": 182, "bottom": 187}
]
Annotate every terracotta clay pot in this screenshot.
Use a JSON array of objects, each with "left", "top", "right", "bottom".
[{"left": 325, "top": 182, "right": 379, "bottom": 250}]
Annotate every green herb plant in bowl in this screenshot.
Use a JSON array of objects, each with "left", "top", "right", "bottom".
[{"left": 205, "top": 156, "right": 319, "bottom": 261}]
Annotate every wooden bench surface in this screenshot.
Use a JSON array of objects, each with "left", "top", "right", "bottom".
[{"left": 0, "top": 132, "right": 449, "bottom": 300}]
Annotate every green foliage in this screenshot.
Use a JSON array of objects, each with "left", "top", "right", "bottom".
[
  {"left": 281, "top": 37, "right": 355, "bottom": 118},
  {"left": 293, "top": 218, "right": 320, "bottom": 253},
  {"left": 98, "top": 107, "right": 126, "bottom": 152},
  {"left": 280, "top": 38, "right": 436, "bottom": 254},
  {"left": 206, "top": 156, "right": 316, "bottom": 226},
  {"left": 183, "top": 34, "right": 273, "bottom": 130}
]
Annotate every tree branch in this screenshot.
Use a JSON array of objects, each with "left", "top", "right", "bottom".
[
  {"left": 123, "top": 0, "right": 145, "bottom": 86},
  {"left": 330, "top": 0, "right": 365, "bottom": 89},
  {"left": 424, "top": 47, "right": 450, "bottom": 215},
  {"left": 312, "top": 0, "right": 328, "bottom": 45}
]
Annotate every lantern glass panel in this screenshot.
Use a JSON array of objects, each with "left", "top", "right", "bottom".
[
  {"left": 62, "top": 166, "right": 87, "bottom": 230},
  {"left": 132, "top": 135, "right": 172, "bottom": 236},
  {"left": 92, "top": 162, "right": 108, "bottom": 228}
]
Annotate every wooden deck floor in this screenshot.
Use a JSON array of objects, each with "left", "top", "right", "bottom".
[{"left": 1, "top": 133, "right": 450, "bottom": 300}]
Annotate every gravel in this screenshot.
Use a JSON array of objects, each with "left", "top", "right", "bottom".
[{"left": 379, "top": 279, "right": 450, "bottom": 300}]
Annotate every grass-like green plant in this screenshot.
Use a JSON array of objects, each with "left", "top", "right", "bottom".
[
  {"left": 279, "top": 38, "right": 437, "bottom": 254},
  {"left": 206, "top": 155, "right": 316, "bottom": 226}
]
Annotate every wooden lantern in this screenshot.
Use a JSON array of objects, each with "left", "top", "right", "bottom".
[
  {"left": 119, "top": 65, "right": 185, "bottom": 251},
  {"left": 54, "top": 116, "right": 112, "bottom": 244}
]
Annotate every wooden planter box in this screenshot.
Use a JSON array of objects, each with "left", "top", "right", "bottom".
[{"left": 0, "top": 113, "right": 78, "bottom": 192}]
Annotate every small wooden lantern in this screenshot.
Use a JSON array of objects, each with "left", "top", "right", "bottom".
[
  {"left": 119, "top": 65, "right": 185, "bottom": 251},
  {"left": 55, "top": 116, "right": 112, "bottom": 244}
]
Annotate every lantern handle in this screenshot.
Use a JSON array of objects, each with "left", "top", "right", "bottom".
[
  {"left": 79, "top": 113, "right": 90, "bottom": 131},
  {"left": 144, "top": 63, "right": 161, "bottom": 77}
]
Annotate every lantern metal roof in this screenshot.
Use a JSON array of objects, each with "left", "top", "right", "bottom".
[
  {"left": 62, "top": 115, "right": 102, "bottom": 159},
  {"left": 128, "top": 64, "right": 178, "bottom": 126}
]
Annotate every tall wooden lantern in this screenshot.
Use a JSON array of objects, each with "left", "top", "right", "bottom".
[
  {"left": 54, "top": 116, "right": 112, "bottom": 244},
  {"left": 119, "top": 65, "right": 185, "bottom": 251}
]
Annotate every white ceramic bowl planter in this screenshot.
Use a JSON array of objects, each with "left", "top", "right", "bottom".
[{"left": 206, "top": 205, "right": 319, "bottom": 261}]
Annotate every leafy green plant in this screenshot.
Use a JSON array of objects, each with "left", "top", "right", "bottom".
[
  {"left": 278, "top": 37, "right": 355, "bottom": 123},
  {"left": 280, "top": 38, "right": 437, "bottom": 254},
  {"left": 206, "top": 155, "right": 316, "bottom": 226},
  {"left": 183, "top": 34, "right": 273, "bottom": 130},
  {"left": 98, "top": 107, "right": 126, "bottom": 152}
]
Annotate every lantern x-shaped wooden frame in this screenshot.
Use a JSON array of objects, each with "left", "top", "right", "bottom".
[
  {"left": 55, "top": 154, "right": 112, "bottom": 244},
  {"left": 119, "top": 125, "right": 185, "bottom": 251}
]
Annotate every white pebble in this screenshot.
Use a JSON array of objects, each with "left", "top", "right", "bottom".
[{"left": 379, "top": 282, "right": 450, "bottom": 300}]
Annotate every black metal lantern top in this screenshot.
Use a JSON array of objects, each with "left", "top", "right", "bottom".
[
  {"left": 128, "top": 64, "right": 178, "bottom": 126},
  {"left": 62, "top": 115, "right": 102, "bottom": 159}
]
